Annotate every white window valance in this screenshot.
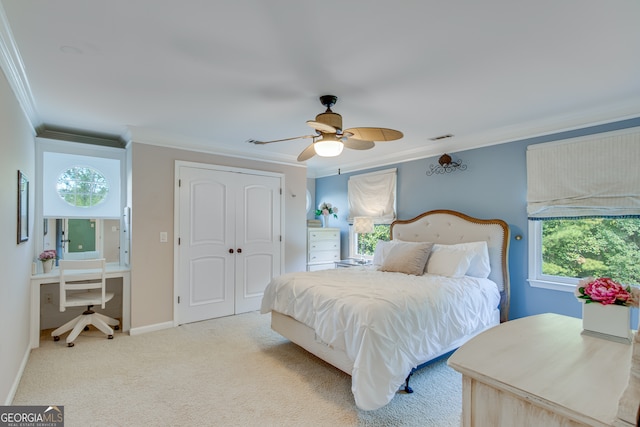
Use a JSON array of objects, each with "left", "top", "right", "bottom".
[
  {"left": 348, "top": 168, "right": 397, "bottom": 224},
  {"left": 526, "top": 128, "right": 640, "bottom": 219}
]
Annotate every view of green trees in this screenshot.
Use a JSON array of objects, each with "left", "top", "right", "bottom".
[
  {"left": 56, "top": 166, "right": 109, "bottom": 207},
  {"left": 542, "top": 218, "right": 640, "bottom": 284},
  {"left": 358, "top": 225, "right": 390, "bottom": 256}
]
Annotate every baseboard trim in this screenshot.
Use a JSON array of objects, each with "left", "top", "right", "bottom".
[
  {"left": 129, "top": 321, "right": 174, "bottom": 336},
  {"left": 5, "top": 344, "right": 30, "bottom": 405}
]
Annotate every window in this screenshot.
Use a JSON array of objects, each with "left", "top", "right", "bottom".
[
  {"left": 350, "top": 224, "right": 391, "bottom": 259},
  {"left": 527, "top": 128, "right": 640, "bottom": 291},
  {"left": 37, "top": 138, "right": 125, "bottom": 263},
  {"left": 43, "top": 151, "right": 121, "bottom": 218},
  {"left": 529, "top": 219, "right": 640, "bottom": 291},
  {"left": 347, "top": 168, "right": 397, "bottom": 259},
  {"left": 57, "top": 166, "right": 109, "bottom": 207}
]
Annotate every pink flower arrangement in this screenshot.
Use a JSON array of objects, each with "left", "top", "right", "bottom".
[
  {"left": 574, "top": 277, "right": 639, "bottom": 307},
  {"left": 38, "top": 250, "right": 57, "bottom": 262},
  {"left": 315, "top": 202, "right": 338, "bottom": 218}
]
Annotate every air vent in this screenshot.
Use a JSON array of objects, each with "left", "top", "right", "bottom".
[{"left": 429, "top": 134, "right": 454, "bottom": 141}]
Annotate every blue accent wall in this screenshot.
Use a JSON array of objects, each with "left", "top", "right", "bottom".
[{"left": 315, "top": 117, "right": 640, "bottom": 322}]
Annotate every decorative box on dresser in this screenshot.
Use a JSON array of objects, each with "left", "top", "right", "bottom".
[
  {"left": 448, "top": 313, "right": 633, "bottom": 427},
  {"left": 307, "top": 228, "right": 340, "bottom": 271}
]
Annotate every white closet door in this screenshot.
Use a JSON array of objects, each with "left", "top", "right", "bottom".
[
  {"left": 234, "top": 173, "right": 281, "bottom": 313},
  {"left": 178, "top": 167, "right": 235, "bottom": 324},
  {"left": 177, "top": 165, "right": 281, "bottom": 324}
]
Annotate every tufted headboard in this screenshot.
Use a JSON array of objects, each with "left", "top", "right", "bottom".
[{"left": 390, "top": 209, "right": 510, "bottom": 322}]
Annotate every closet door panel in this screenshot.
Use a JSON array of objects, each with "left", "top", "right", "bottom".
[{"left": 234, "top": 174, "right": 281, "bottom": 314}]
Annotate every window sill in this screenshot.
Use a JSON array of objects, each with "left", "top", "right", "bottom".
[{"left": 528, "top": 279, "right": 576, "bottom": 293}]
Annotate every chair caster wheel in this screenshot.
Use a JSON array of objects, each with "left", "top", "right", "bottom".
[
  {"left": 114, "top": 325, "right": 120, "bottom": 331},
  {"left": 53, "top": 336, "right": 60, "bottom": 342},
  {"left": 108, "top": 335, "right": 113, "bottom": 339},
  {"left": 67, "top": 342, "right": 74, "bottom": 347}
]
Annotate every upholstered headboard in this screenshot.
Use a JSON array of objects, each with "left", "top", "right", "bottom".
[{"left": 390, "top": 209, "right": 510, "bottom": 322}]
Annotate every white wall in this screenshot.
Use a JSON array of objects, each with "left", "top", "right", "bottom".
[{"left": 0, "top": 67, "right": 36, "bottom": 404}]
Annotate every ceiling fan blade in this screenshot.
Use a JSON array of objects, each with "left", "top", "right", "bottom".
[
  {"left": 306, "top": 120, "right": 337, "bottom": 133},
  {"left": 343, "top": 127, "right": 403, "bottom": 142},
  {"left": 297, "top": 143, "right": 317, "bottom": 161},
  {"left": 344, "top": 139, "right": 375, "bottom": 150},
  {"left": 247, "top": 135, "right": 314, "bottom": 145}
]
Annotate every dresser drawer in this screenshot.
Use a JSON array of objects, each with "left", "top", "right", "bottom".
[
  {"left": 308, "top": 250, "right": 340, "bottom": 263},
  {"left": 309, "top": 240, "right": 339, "bottom": 251},
  {"left": 309, "top": 230, "right": 340, "bottom": 241}
]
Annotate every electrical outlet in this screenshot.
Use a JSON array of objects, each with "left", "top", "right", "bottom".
[{"left": 45, "top": 293, "right": 52, "bottom": 304}]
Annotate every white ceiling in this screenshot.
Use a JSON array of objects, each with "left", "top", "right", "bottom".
[{"left": 2, "top": 1, "right": 639, "bottom": 177}]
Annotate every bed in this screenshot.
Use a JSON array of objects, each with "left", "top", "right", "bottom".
[{"left": 260, "top": 209, "right": 510, "bottom": 410}]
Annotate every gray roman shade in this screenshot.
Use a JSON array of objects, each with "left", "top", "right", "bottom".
[{"left": 527, "top": 128, "right": 640, "bottom": 220}]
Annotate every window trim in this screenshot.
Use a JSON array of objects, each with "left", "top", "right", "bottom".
[
  {"left": 348, "top": 225, "right": 374, "bottom": 260},
  {"left": 348, "top": 223, "right": 392, "bottom": 260},
  {"left": 527, "top": 220, "right": 579, "bottom": 293}
]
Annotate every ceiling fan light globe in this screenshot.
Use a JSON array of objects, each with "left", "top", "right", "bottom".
[{"left": 314, "top": 140, "right": 344, "bottom": 157}]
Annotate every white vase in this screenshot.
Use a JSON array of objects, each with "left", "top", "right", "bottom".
[
  {"left": 42, "top": 259, "right": 54, "bottom": 273},
  {"left": 582, "top": 302, "right": 632, "bottom": 344},
  {"left": 322, "top": 214, "right": 330, "bottom": 228}
]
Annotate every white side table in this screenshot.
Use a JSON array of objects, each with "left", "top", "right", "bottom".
[{"left": 335, "top": 259, "right": 371, "bottom": 268}]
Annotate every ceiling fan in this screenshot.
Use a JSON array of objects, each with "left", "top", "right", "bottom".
[{"left": 247, "top": 95, "right": 403, "bottom": 161}]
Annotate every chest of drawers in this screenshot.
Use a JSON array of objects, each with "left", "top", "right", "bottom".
[{"left": 307, "top": 228, "right": 340, "bottom": 271}]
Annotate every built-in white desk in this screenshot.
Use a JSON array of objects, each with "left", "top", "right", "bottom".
[{"left": 30, "top": 263, "right": 130, "bottom": 349}]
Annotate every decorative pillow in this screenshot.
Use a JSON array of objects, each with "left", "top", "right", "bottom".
[
  {"left": 430, "top": 241, "right": 491, "bottom": 278},
  {"left": 372, "top": 240, "right": 396, "bottom": 265},
  {"left": 379, "top": 242, "right": 434, "bottom": 276},
  {"left": 426, "top": 249, "right": 475, "bottom": 278}
]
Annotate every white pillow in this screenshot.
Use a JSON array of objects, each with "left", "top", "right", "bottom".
[
  {"left": 379, "top": 242, "right": 434, "bottom": 276},
  {"left": 372, "top": 240, "right": 413, "bottom": 265},
  {"left": 431, "top": 241, "right": 491, "bottom": 278},
  {"left": 372, "top": 240, "right": 395, "bottom": 265},
  {"left": 426, "top": 249, "right": 475, "bottom": 278}
]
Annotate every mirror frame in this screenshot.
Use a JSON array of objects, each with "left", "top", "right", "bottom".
[{"left": 17, "top": 170, "right": 29, "bottom": 243}]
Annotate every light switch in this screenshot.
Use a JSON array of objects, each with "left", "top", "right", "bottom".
[{"left": 160, "top": 232, "right": 168, "bottom": 243}]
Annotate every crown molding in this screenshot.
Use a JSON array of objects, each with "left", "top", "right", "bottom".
[
  {"left": 127, "top": 126, "right": 305, "bottom": 170},
  {"left": 311, "top": 101, "right": 640, "bottom": 178},
  {"left": 37, "top": 126, "right": 127, "bottom": 149},
  {"left": 0, "top": 3, "right": 40, "bottom": 132}
]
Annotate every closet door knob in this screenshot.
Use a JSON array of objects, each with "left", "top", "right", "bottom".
[
  {"left": 229, "top": 248, "right": 234, "bottom": 254},
  {"left": 237, "top": 248, "right": 242, "bottom": 253}
]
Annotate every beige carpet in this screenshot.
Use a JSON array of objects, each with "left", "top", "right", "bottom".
[{"left": 13, "top": 311, "right": 462, "bottom": 426}]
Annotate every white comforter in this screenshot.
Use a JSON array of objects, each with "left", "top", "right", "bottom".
[{"left": 260, "top": 266, "right": 501, "bottom": 410}]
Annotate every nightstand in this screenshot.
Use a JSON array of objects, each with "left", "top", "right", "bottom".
[{"left": 335, "top": 259, "right": 371, "bottom": 268}]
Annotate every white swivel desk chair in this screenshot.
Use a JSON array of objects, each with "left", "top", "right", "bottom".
[{"left": 51, "top": 258, "right": 120, "bottom": 347}]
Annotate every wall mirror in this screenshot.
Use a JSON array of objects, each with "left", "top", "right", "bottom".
[{"left": 43, "top": 218, "right": 120, "bottom": 263}]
